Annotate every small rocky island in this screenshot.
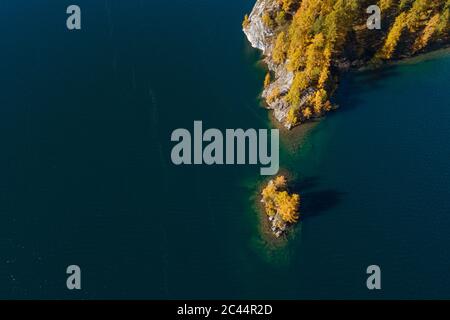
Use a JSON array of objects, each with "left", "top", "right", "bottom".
[{"left": 261, "top": 176, "right": 300, "bottom": 237}]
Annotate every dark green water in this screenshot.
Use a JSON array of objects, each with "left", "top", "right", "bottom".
[{"left": 0, "top": 1, "right": 449, "bottom": 299}]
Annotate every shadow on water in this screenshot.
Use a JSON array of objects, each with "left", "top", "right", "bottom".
[
  {"left": 290, "top": 176, "right": 345, "bottom": 219},
  {"left": 301, "top": 189, "right": 344, "bottom": 219}
]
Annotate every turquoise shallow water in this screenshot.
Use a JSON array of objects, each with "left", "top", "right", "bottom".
[{"left": 0, "top": 1, "right": 449, "bottom": 299}]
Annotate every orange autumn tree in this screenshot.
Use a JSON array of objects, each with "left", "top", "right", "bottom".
[
  {"left": 242, "top": 14, "right": 250, "bottom": 29},
  {"left": 274, "top": 175, "right": 287, "bottom": 188},
  {"left": 261, "top": 175, "right": 300, "bottom": 225},
  {"left": 261, "top": 181, "right": 277, "bottom": 216},
  {"left": 264, "top": 72, "right": 271, "bottom": 89}
]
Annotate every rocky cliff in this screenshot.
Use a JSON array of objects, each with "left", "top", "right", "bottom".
[{"left": 243, "top": 0, "right": 300, "bottom": 129}]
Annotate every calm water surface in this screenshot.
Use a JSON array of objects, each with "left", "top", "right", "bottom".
[{"left": 0, "top": 0, "right": 449, "bottom": 298}]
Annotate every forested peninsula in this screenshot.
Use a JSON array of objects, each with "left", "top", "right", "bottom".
[{"left": 243, "top": 0, "right": 450, "bottom": 129}]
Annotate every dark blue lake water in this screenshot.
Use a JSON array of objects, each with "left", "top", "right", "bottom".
[{"left": 0, "top": 0, "right": 449, "bottom": 299}]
